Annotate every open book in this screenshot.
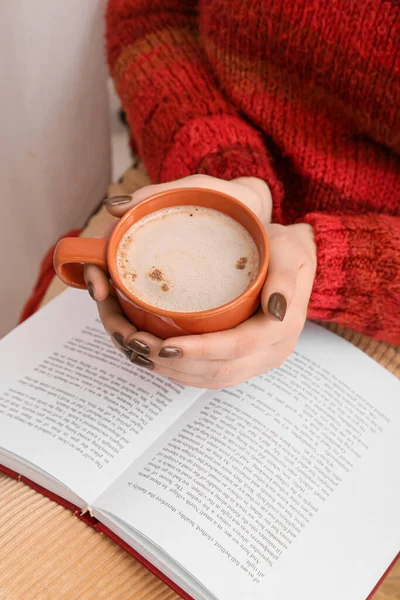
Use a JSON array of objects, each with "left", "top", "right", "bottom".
[{"left": 0, "top": 289, "right": 399, "bottom": 600}]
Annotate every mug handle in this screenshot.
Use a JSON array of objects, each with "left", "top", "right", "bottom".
[{"left": 53, "top": 237, "right": 108, "bottom": 289}]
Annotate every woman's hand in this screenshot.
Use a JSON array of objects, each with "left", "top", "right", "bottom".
[{"left": 84, "top": 175, "right": 317, "bottom": 388}]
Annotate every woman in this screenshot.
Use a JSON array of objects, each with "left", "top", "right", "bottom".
[{"left": 86, "top": 0, "right": 400, "bottom": 388}]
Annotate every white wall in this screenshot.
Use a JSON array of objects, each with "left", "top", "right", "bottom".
[
  {"left": 108, "top": 80, "right": 132, "bottom": 184},
  {"left": 0, "top": 0, "right": 111, "bottom": 337}
]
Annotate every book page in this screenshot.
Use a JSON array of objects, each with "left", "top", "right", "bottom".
[
  {"left": 0, "top": 290, "right": 202, "bottom": 505},
  {"left": 95, "top": 323, "right": 400, "bottom": 600}
]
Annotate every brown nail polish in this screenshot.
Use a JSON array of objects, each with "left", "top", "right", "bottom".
[
  {"left": 113, "top": 333, "right": 131, "bottom": 359},
  {"left": 131, "top": 355, "right": 154, "bottom": 370},
  {"left": 127, "top": 339, "right": 150, "bottom": 356},
  {"left": 87, "top": 281, "right": 95, "bottom": 301},
  {"left": 267, "top": 293, "right": 287, "bottom": 321},
  {"left": 104, "top": 195, "right": 132, "bottom": 206},
  {"left": 113, "top": 332, "right": 125, "bottom": 348},
  {"left": 158, "top": 347, "right": 182, "bottom": 359}
]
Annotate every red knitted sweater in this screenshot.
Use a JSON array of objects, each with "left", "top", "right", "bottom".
[{"left": 106, "top": 0, "right": 400, "bottom": 344}]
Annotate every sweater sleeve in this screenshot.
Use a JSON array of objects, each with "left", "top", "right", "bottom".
[
  {"left": 105, "top": 0, "right": 282, "bottom": 202},
  {"left": 303, "top": 212, "right": 400, "bottom": 345}
]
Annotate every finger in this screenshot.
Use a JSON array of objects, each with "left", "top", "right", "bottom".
[
  {"left": 96, "top": 295, "right": 138, "bottom": 355},
  {"left": 133, "top": 355, "right": 225, "bottom": 388},
  {"left": 232, "top": 177, "right": 272, "bottom": 225},
  {"left": 84, "top": 264, "right": 111, "bottom": 302},
  {"left": 158, "top": 311, "right": 281, "bottom": 362},
  {"left": 123, "top": 330, "right": 163, "bottom": 359},
  {"left": 261, "top": 226, "right": 306, "bottom": 322},
  {"left": 156, "top": 345, "right": 294, "bottom": 389},
  {"left": 132, "top": 361, "right": 212, "bottom": 387},
  {"left": 159, "top": 328, "right": 244, "bottom": 362},
  {"left": 154, "top": 354, "right": 228, "bottom": 377},
  {"left": 104, "top": 181, "right": 177, "bottom": 218}
]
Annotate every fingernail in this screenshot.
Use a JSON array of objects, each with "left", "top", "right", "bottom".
[
  {"left": 113, "top": 332, "right": 125, "bottom": 348},
  {"left": 113, "top": 333, "right": 132, "bottom": 359},
  {"left": 87, "top": 281, "right": 96, "bottom": 301},
  {"left": 131, "top": 355, "right": 154, "bottom": 370},
  {"left": 158, "top": 347, "right": 182, "bottom": 359},
  {"left": 104, "top": 195, "right": 132, "bottom": 206},
  {"left": 267, "top": 293, "right": 287, "bottom": 321},
  {"left": 126, "top": 339, "right": 150, "bottom": 356}
]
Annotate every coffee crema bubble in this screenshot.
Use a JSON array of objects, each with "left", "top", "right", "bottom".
[{"left": 116, "top": 206, "right": 259, "bottom": 312}]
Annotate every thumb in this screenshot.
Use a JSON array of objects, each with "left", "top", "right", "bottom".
[
  {"left": 103, "top": 185, "right": 151, "bottom": 218},
  {"left": 261, "top": 227, "right": 303, "bottom": 322},
  {"left": 104, "top": 180, "right": 194, "bottom": 218}
]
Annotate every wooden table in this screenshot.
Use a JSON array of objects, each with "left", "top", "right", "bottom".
[{"left": 0, "top": 167, "right": 398, "bottom": 600}]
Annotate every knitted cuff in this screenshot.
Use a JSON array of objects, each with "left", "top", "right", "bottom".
[
  {"left": 160, "top": 114, "right": 283, "bottom": 208},
  {"left": 302, "top": 212, "right": 400, "bottom": 344},
  {"left": 302, "top": 213, "right": 350, "bottom": 321}
]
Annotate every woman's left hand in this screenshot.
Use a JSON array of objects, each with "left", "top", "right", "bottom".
[{"left": 96, "top": 221, "right": 317, "bottom": 389}]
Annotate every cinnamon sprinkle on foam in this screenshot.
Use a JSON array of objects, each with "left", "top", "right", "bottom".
[
  {"left": 235, "top": 256, "right": 248, "bottom": 270},
  {"left": 148, "top": 268, "right": 163, "bottom": 282}
]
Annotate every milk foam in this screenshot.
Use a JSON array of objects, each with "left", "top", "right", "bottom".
[{"left": 116, "top": 206, "right": 259, "bottom": 312}]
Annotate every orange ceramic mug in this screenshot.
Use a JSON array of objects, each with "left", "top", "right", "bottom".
[{"left": 53, "top": 188, "right": 269, "bottom": 339}]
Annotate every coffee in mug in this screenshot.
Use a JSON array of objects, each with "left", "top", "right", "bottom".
[{"left": 116, "top": 205, "right": 259, "bottom": 312}]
